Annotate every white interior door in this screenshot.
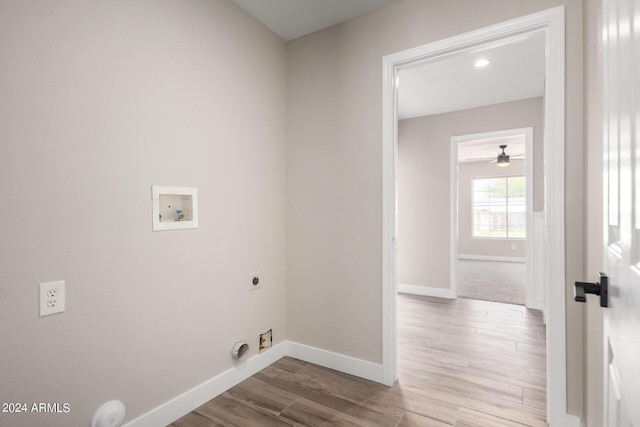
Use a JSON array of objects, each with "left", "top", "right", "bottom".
[{"left": 602, "top": 0, "right": 640, "bottom": 425}]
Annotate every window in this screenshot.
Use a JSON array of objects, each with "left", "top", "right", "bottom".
[{"left": 473, "top": 176, "right": 525, "bottom": 238}]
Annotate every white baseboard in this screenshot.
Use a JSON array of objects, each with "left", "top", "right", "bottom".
[
  {"left": 122, "top": 340, "right": 383, "bottom": 426},
  {"left": 122, "top": 342, "right": 287, "bottom": 427},
  {"left": 458, "top": 254, "right": 525, "bottom": 263},
  {"left": 529, "top": 297, "right": 544, "bottom": 311},
  {"left": 398, "top": 283, "right": 456, "bottom": 299},
  {"left": 564, "top": 413, "right": 582, "bottom": 427},
  {"left": 120, "top": 337, "right": 570, "bottom": 427},
  {"left": 286, "top": 341, "right": 383, "bottom": 383}
]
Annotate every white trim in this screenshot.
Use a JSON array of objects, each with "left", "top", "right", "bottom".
[
  {"left": 383, "top": 6, "right": 568, "bottom": 426},
  {"left": 450, "top": 138, "right": 460, "bottom": 300},
  {"left": 381, "top": 30, "right": 398, "bottom": 387},
  {"left": 122, "top": 341, "right": 382, "bottom": 427},
  {"left": 524, "top": 127, "right": 535, "bottom": 309},
  {"left": 286, "top": 342, "right": 383, "bottom": 383},
  {"left": 531, "top": 212, "right": 546, "bottom": 312},
  {"left": 458, "top": 254, "right": 525, "bottom": 263},
  {"left": 122, "top": 342, "right": 288, "bottom": 427},
  {"left": 564, "top": 413, "right": 583, "bottom": 427},
  {"left": 541, "top": 7, "right": 567, "bottom": 427},
  {"left": 398, "top": 283, "right": 457, "bottom": 299}
]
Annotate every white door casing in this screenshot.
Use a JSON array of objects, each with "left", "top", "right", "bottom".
[
  {"left": 602, "top": 0, "right": 640, "bottom": 425},
  {"left": 382, "top": 6, "right": 570, "bottom": 425}
]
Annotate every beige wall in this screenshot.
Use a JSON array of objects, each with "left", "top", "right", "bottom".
[
  {"left": 287, "top": 0, "right": 585, "bottom": 417},
  {"left": 0, "top": 0, "right": 593, "bottom": 424},
  {"left": 0, "top": 1, "right": 287, "bottom": 426},
  {"left": 396, "top": 114, "right": 450, "bottom": 289},
  {"left": 397, "top": 98, "right": 543, "bottom": 288},
  {"left": 584, "top": 0, "right": 605, "bottom": 425}
]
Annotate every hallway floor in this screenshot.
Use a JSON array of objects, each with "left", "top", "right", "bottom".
[{"left": 169, "top": 294, "right": 546, "bottom": 426}]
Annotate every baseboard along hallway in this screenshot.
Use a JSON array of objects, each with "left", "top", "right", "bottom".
[{"left": 169, "top": 294, "right": 546, "bottom": 426}]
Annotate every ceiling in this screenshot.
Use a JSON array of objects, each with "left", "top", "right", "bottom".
[
  {"left": 231, "top": 0, "right": 399, "bottom": 41},
  {"left": 398, "top": 31, "right": 546, "bottom": 119},
  {"left": 231, "top": 1, "right": 544, "bottom": 160}
]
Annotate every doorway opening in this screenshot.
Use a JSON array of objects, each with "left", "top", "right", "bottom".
[
  {"left": 453, "top": 128, "right": 541, "bottom": 309},
  {"left": 382, "top": 6, "right": 566, "bottom": 424}
]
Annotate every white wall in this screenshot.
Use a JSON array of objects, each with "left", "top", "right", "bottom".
[
  {"left": 397, "top": 98, "right": 543, "bottom": 289},
  {"left": 0, "top": 1, "right": 287, "bottom": 426},
  {"left": 287, "top": 0, "right": 585, "bottom": 417}
]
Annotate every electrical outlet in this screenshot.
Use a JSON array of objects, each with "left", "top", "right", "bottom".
[
  {"left": 40, "top": 280, "right": 65, "bottom": 316},
  {"left": 249, "top": 272, "right": 261, "bottom": 291}
]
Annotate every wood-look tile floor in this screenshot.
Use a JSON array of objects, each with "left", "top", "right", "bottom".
[{"left": 169, "top": 294, "right": 547, "bottom": 426}]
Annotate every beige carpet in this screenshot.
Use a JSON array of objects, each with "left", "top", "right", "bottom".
[{"left": 457, "top": 259, "right": 526, "bottom": 305}]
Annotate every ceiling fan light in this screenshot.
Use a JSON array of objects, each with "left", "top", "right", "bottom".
[{"left": 497, "top": 154, "right": 510, "bottom": 167}]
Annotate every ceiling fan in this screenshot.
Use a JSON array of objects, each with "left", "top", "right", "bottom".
[{"left": 465, "top": 144, "right": 525, "bottom": 167}]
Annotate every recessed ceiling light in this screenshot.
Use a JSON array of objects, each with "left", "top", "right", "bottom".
[{"left": 474, "top": 58, "right": 491, "bottom": 68}]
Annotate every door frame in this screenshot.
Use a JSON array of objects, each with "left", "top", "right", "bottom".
[
  {"left": 382, "top": 6, "right": 569, "bottom": 425},
  {"left": 450, "top": 127, "right": 537, "bottom": 308}
]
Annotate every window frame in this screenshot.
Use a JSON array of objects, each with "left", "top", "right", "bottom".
[{"left": 471, "top": 175, "right": 526, "bottom": 240}]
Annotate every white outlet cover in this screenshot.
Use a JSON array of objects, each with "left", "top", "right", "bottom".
[{"left": 39, "top": 280, "right": 65, "bottom": 316}]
